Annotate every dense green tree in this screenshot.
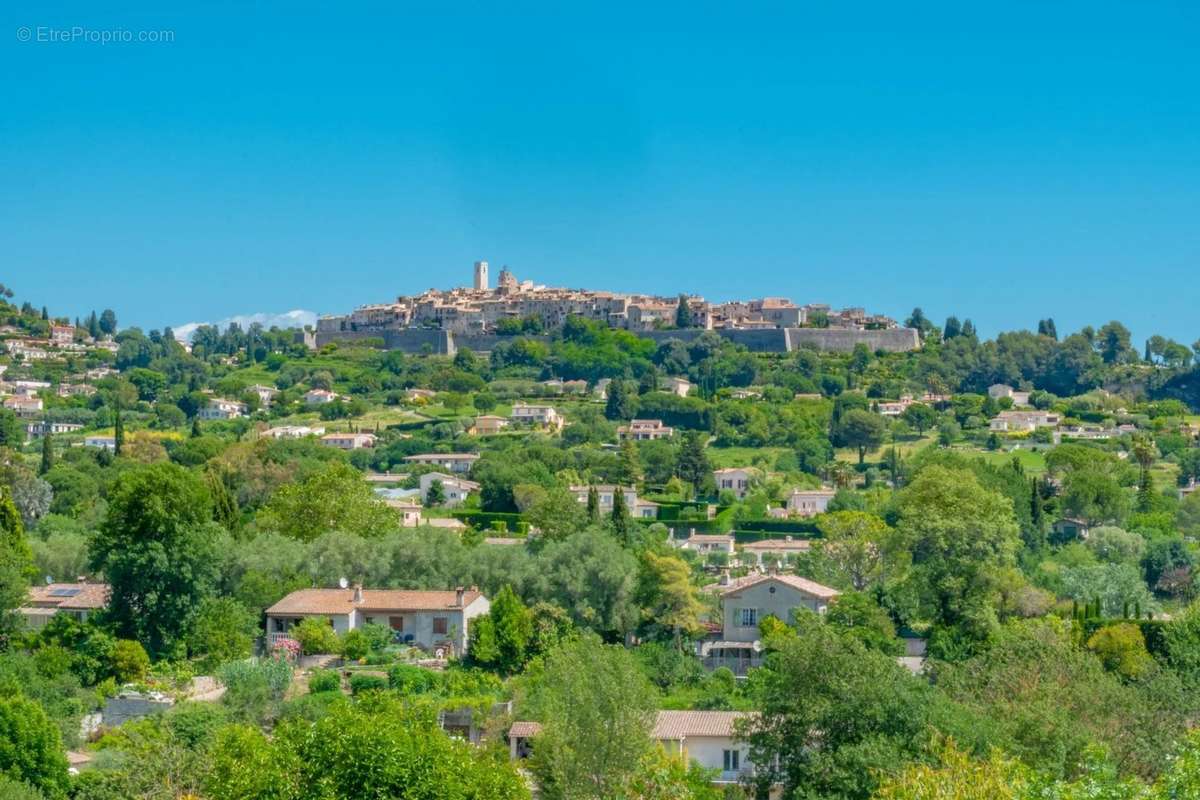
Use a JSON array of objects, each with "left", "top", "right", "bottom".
[
  {"left": 187, "top": 597, "right": 259, "bottom": 671},
  {"left": 0, "top": 488, "right": 34, "bottom": 641},
  {"left": 258, "top": 462, "right": 397, "bottom": 541},
  {"left": 207, "top": 697, "right": 527, "bottom": 800},
  {"left": 468, "top": 585, "right": 534, "bottom": 674},
  {"left": 743, "top": 614, "right": 986, "bottom": 800},
  {"left": 526, "top": 636, "right": 658, "bottom": 800},
  {"left": 604, "top": 379, "right": 638, "bottom": 421},
  {"left": 901, "top": 403, "right": 937, "bottom": 435},
  {"left": 815, "top": 511, "right": 899, "bottom": 591},
  {"left": 98, "top": 308, "right": 117, "bottom": 334},
  {"left": 892, "top": 466, "right": 1020, "bottom": 639},
  {"left": 88, "top": 463, "right": 220, "bottom": 656},
  {"left": 0, "top": 695, "right": 69, "bottom": 798},
  {"left": 838, "top": 409, "right": 887, "bottom": 464},
  {"left": 675, "top": 431, "right": 711, "bottom": 494}
]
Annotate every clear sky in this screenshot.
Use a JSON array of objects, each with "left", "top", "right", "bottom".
[{"left": 3, "top": 2, "right": 1198, "bottom": 344}]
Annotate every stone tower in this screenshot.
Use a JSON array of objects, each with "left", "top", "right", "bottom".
[{"left": 473, "top": 260, "right": 489, "bottom": 291}]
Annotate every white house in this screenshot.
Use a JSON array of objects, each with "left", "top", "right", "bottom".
[
  {"left": 3, "top": 396, "right": 43, "bottom": 417},
  {"left": 320, "top": 432, "right": 376, "bottom": 450},
  {"left": 676, "top": 534, "right": 736, "bottom": 557},
  {"left": 510, "top": 711, "right": 765, "bottom": 789},
  {"left": 405, "top": 453, "right": 480, "bottom": 474},
  {"left": 738, "top": 536, "right": 812, "bottom": 568},
  {"left": 713, "top": 467, "right": 757, "bottom": 499},
  {"left": 569, "top": 484, "right": 659, "bottom": 518},
  {"left": 304, "top": 388, "right": 339, "bottom": 405},
  {"left": 876, "top": 396, "right": 915, "bottom": 417},
  {"left": 197, "top": 398, "right": 247, "bottom": 420},
  {"left": 25, "top": 421, "right": 84, "bottom": 438},
  {"left": 990, "top": 410, "right": 1060, "bottom": 433},
  {"left": 617, "top": 419, "right": 674, "bottom": 441},
  {"left": 404, "top": 388, "right": 437, "bottom": 402},
  {"left": 246, "top": 384, "right": 278, "bottom": 405},
  {"left": 262, "top": 425, "right": 326, "bottom": 439},
  {"left": 420, "top": 472, "right": 480, "bottom": 507},
  {"left": 784, "top": 487, "right": 836, "bottom": 517},
  {"left": 988, "top": 384, "right": 1031, "bottom": 407},
  {"left": 386, "top": 499, "right": 424, "bottom": 527},
  {"left": 84, "top": 435, "right": 116, "bottom": 451},
  {"left": 664, "top": 377, "right": 692, "bottom": 397},
  {"left": 266, "top": 586, "right": 489, "bottom": 656},
  {"left": 510, "top": 402, "right": 564, "bottom": 432}
]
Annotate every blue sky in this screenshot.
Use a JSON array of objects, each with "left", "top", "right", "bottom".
[{"left": 2, "top": 2, "right": 1198, "bottom": 344}]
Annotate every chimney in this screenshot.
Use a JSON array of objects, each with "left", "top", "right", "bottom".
[
  {"left": 352, "top": 584, "right": 363, "bottom": 604},
  {"left": 455, "top": 587, "right": 465, "bottom": 607}
]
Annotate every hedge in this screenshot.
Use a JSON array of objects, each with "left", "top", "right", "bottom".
[{"left": 449, "top": 510, "right": 523, "bottom": 532}]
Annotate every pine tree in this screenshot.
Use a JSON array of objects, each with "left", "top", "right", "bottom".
[
  {"left": 40, "top": 433, "right": 53, "bottom": 475},
  {"left": 618, "top": 439, "right": 643, "bottom": 486}
]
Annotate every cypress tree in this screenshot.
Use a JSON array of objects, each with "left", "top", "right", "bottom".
[
  {"left": 40, "top": 433, "right": 53, "bottom": 475},
  {"left": 610, "top": 489, "right": 632, "bottom": 544},
  {"left": 191, "top": 418, "right": 202, "bottom": 438},
  {"left": 587, "top": 486, "right": 600, "bottom": 522},
  {"left": 114, "top": 402, "right": 124, "bottom": 456}
]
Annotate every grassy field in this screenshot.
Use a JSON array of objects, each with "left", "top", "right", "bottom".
[
  {"left": 707, "top": 446, "right": 790, "bottom": 469},
  {"left": 971, "top": 447, "right": 1049, "bottom": 475}
]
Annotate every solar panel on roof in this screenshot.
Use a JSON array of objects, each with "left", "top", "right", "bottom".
[{"left": 49, "top": 588, "right": 81, "bottom": 597}]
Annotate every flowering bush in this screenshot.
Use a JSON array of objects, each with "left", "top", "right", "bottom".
[{"left": 272, "top": 638, "right": 301, "bottom": 662}]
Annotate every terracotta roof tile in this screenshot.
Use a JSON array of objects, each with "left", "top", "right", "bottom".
[
  {"left": 266, "top": 588, "right": 482, "bottom": 616},
  {"left": 719, "top": 573, "right": 839, "bottom": 600}
]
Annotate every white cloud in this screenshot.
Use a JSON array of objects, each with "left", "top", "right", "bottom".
[{"left": 173, "top": 309, "right": 317, "bottom": 342}]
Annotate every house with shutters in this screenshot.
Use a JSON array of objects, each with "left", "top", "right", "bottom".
[
  {"left": 265, "top": 586, "right": 489, "bottom": 656},
  {"left": 697, "top": 572, "right": 839, "bottom": 675}
]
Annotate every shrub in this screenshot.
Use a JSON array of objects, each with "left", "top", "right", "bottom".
[
  {"left": 1087, "top": 623, "right": 1153, "bottom": 679},
  {"left": 0, "top": 695, "right": 69, "bottom": 798},
  {"left": 292, "top": 618, "right": 341, "bottom": 655},
  {"left": 307, "top": 670, "right": 341, "bottom": 694},
  {"left": 388, "top": 663, "right": 438, "bottom": 694},
  {"left": 340, "top": 630, "right": 370, "bottom": 661},
  {"left": 348, "top": 674, "right": 387, "bottom": 695},
  {"left": 0, "top": 777, "right": 45, "bottom": 800},
  {"left": 111, "top": 640, "right": 150, "bottom": 683}
]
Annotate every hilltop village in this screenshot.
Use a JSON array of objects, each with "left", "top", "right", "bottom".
[{"left": 1, "top": 276, "right": 1200, "bottom": 799}]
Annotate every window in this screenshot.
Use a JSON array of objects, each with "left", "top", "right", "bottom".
[
  {"left": 389, "top": 616, "right": 404, "bottom": 631},
  {"left": 739, "top": 608, "right": 757, "bottom": 626},
  {"left": 723, "top": 749, "right": 740, "bottom": 772},
  {"left": 433, "top": 617, "right": 448, "bottom": 635}
]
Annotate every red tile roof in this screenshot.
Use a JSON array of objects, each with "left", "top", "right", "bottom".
[
  {"left": 25, "top": 582, "right": 109, "bottom": 610},
  {"left": 266, "top": 588, "right": 482, "bottom": 616},
  {"left": 719, "top": 573, "right": 840, "bottom": 600}
]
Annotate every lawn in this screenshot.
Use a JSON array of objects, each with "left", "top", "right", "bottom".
[
  {"left": 706, "top": 446, "right": 790, "bottom": 470},
  {"left": 971, "top": 447, "right": 1048, "bottom": 475}
]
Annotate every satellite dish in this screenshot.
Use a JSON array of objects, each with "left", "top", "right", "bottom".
[{"left": 338, "top": 577, "right": 349, "bottom": 589}]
